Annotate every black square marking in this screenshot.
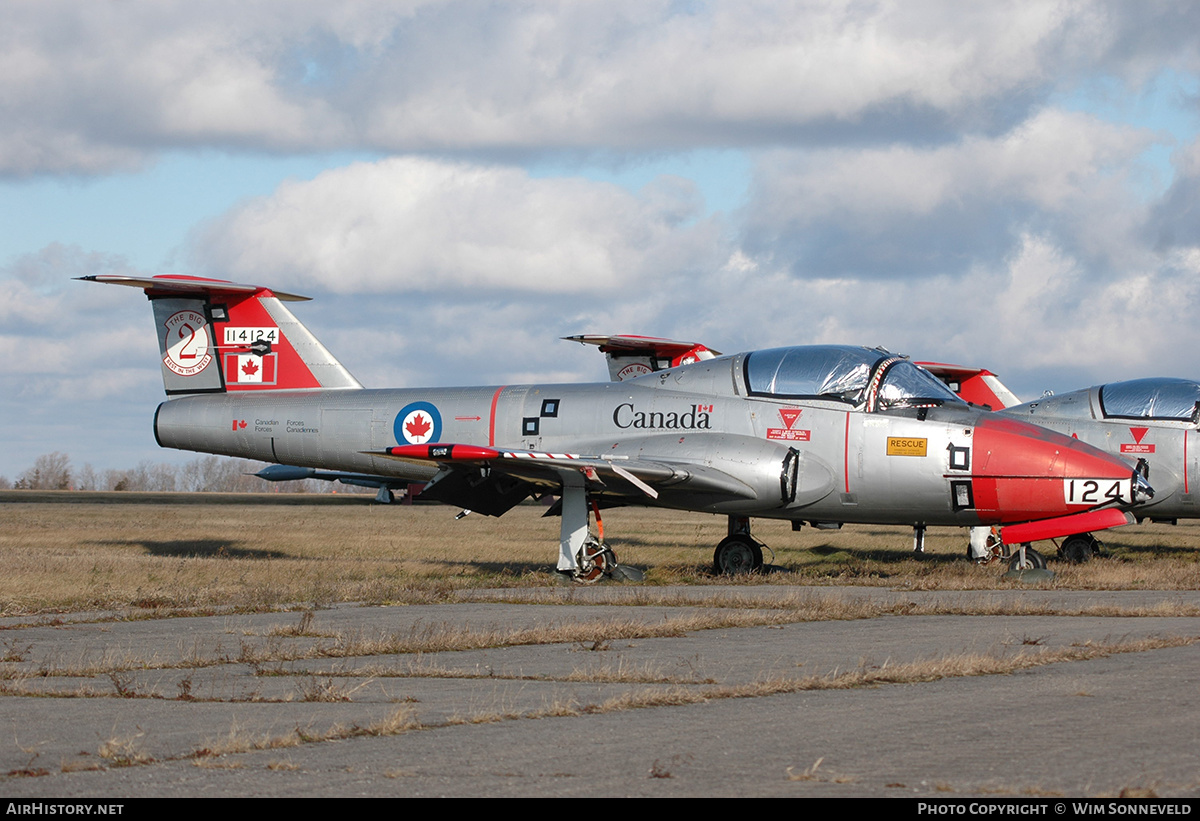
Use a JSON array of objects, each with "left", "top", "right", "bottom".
[
  {"left": 947, "top": 444, "right": 971, "bottom": 471},
  {"left": 523, "top": 417, "right": 540, "bottom": 436},
  {"left": 541, "top": 399, "right": 559, "bottom": 418},
  {"left": 951, "top": 480, "right": 974, "bottom": 511}
]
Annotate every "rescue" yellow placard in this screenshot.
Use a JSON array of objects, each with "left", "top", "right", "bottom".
[{"left": 887, "top": 437, "right": 927, "bottom": 457}]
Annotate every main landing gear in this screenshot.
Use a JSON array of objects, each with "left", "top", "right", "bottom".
[
  {"left": 556, "top": 476, "right": 643, "bottom": 584},
  {"left": 968, "top": 527, "right": 1047, "bottom": 571},
  {"left": 713, "top": 516, "right": 766, "bottom": 575},
  {"left": 968, "top": 526, "right": 1100, "bottom": 568}
]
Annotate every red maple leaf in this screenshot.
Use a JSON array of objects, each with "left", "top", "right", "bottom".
[
  {"left": 241, "top": 359, "right": 259, "bottom": 377},
  {"left": 405, "top": 413, "right": 432, "bottom": 439}
]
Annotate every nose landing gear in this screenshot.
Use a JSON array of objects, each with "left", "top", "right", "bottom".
[{"left": 713, "top": 516, "right": 766, "bottom": 575}]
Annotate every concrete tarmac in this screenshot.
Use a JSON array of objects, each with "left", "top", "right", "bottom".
[{"left": 1, "top": 585, "right": 1198, "bottom": 798}]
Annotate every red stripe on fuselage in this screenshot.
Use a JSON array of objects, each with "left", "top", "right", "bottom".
[
  {"left": 489, "top": 386, "right": 505, "bottom": 447},
  {"left": 1001, "top": 508, "right": 1134, "bottom": 545},
  {"left": 843, "top": 411, "right": 850, "bottom": 493}
]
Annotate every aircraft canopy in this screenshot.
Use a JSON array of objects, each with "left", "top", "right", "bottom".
[
  {"left": 1099, "top": 378, "right": 1200, "bottom": 422},
  {"left": 743, "top": 345, "right": 965, "bottom": 410}
]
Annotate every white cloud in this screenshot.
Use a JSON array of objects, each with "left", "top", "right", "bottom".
[
  {"left": 0, "top": 246, "right": 158, "bottom": 391},
  {"left": 189, "top": 156, "right": 723, "bottom": 295},
  {"left": 4, "top": 1, "right": 1198, "bottom": 174},
  {"left": 742, "top": 107, "right": 1158, "bottom": 278}
]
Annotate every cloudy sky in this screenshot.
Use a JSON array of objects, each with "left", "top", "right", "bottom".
[{"left": 3, "top": 0, "right": 1200, "bottom": 479}]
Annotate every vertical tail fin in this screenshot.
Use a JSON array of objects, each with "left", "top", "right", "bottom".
[
  {"left": 81, "top": 274, "right": 362, "bottom": 395},
  {"left": 915, "top": 362, "right": 1021, "bottom": 410}
]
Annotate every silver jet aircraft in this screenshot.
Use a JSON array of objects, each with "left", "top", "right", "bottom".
[
  {"left": 921, "top": 365, "right": 1198, "bottom": 562},
  {"left": 85, "top": 274, "right": 1152, "bottom": 581}
]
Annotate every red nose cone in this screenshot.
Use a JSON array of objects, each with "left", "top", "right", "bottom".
[{"left": 972, "top": 416, "right": 1135, "bottom": 523}]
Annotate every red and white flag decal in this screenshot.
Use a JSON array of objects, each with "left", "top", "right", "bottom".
[{"left": 225, "top": 353, "right": 277, "bottom": 385}]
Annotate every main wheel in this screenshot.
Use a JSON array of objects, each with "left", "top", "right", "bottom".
[
  {"left": 1007, "top": 545, "right": 1047, "bottom": 572},
  {"left": 713, "top": 536, "right": 764, "bottom": 575},
  {"left": 1060, "top": 534, "right": 1096, "bottom": 564},
  {"left": 574, "top": 540, "right": 613, "bottom": 584}
]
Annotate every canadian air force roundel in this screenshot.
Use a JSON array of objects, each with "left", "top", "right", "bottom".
[{"left": 395, "top": 401, "right": 442, "bottom": 445}]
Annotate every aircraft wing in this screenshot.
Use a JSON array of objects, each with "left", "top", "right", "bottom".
[{"left": 367, "top": 443, "right": 756, "bottom": 514}]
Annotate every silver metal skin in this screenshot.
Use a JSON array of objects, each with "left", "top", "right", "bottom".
[
  {"left": 154, "top": 358, "right": 990, "bottom": 521},
  {"left": 83, "top": 274, "right": 1150, "bottom": 581}
]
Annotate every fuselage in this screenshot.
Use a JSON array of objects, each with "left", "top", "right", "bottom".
[{"left": 156, "top": 351, "right": 1143, "bottom": 528}]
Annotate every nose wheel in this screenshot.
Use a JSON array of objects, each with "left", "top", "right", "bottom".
[
  {"left": 967, "top": 527, "right": 1051, "bottom": 575},
  {"left": 713, "top": 535, "right": 764, "bottom": 574},
  {"left": 1006, "top": 543, "right": 1047, "bottom": 572},
  {"left": 713, "top": 516, "right": 765, "bottom": 575}
]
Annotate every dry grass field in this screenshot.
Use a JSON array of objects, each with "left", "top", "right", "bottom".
[
  {"left": 2, "top": 490, "right": 1199, "bottom": 615},
  {"left": 2, "top": 491, "right": 1199, "bottom": 797}
]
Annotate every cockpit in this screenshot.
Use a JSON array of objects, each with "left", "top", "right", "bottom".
[
  {"left": 1099, "top": 378, "right": 1200, "bottom": 422},
  {"left": 743, "top": 345, "right": 967, "bottom": 412}
]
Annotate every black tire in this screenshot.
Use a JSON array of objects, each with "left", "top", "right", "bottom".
[
  {"left": 713, "top": 536, "right": 764, "bottom": 575},
  {"left": 1060, "top": 534, "right": 1095, "bottom": 564},
  {"left": 1007, "top": 545, "right": 1047, "bottom": 572}
]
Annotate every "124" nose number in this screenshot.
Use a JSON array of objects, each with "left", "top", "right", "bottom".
[{"left": 1064, "top": 478, "right": 1133, "bottom": 505}]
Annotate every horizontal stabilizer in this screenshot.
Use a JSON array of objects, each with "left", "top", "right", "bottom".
[
  {"left": 917, "top": 361, "right": 1021, "bottom": 410},
  {"left": 564, "top": 334, "right": 720, "bottom": 382},
  {"left": 79, "top": 274, "right": 311, "bottom": 302},
  {"left": 564, "top": 334, "right": 721, "bottom": 357}
]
